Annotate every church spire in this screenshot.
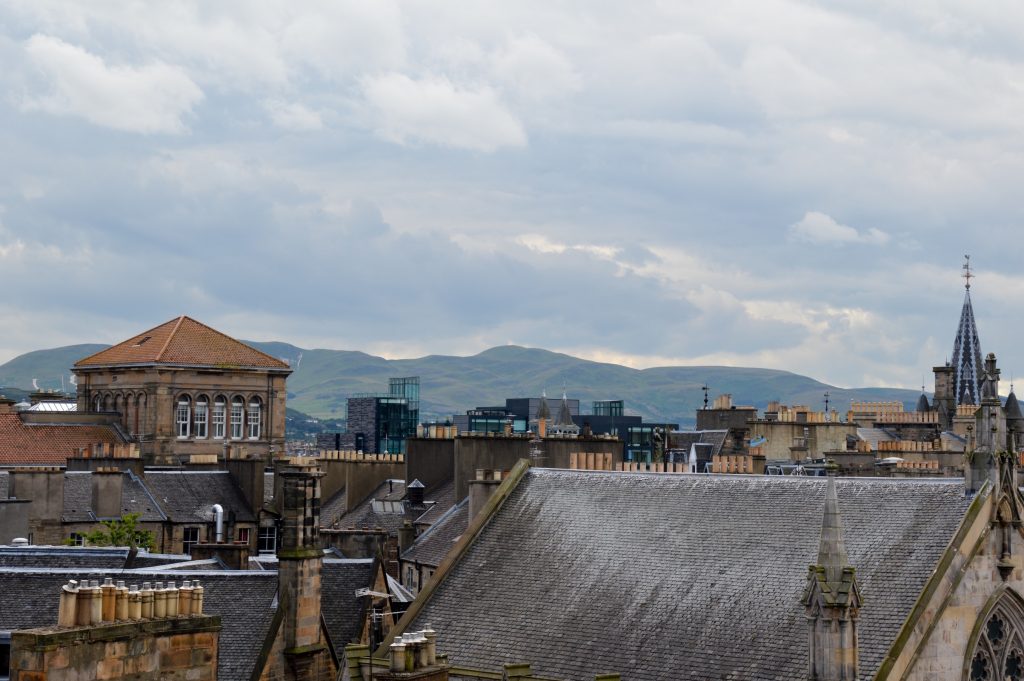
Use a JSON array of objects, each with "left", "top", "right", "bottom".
[
  {"left": 817, "top": 473, "right": 850, "bottom": 587},
  {"left": 804, "top": 469, "right": 861, "bottom": 681},
  {"left": 951, "top": 255, "right": 984, "bottom": 407}
]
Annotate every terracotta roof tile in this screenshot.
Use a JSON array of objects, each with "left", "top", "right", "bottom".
[
  {"left": 0, "top": 414, "right": 128, "bottom": 465},
  {"left": 74, "top": 316, "right": 290, "bottom": 370}
]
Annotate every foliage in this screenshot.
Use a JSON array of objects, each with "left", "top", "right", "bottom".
[{"left": 66, "top": 513, "right": 155, "bottom": 550}]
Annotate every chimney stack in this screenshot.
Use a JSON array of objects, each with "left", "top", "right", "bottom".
[
  {"left": 91, "top": 468, "right": 124, "bottom": 520},
  {"left": 277, "top": 461, "right": 332, "bottom": 681},
  {"left": 468, "top": 469, "right": 502, "bottom": 520}
]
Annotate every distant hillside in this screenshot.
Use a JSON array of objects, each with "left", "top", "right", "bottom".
[{"left": 0, "top": 341, "right": 924, "bottom": 426}]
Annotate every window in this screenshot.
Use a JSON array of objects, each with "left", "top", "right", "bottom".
[
  {"left": 258, "top": 526, "right": 277, "bottom": 554},
  {"left": 69, "top": 533, "right": 85, "bottom": 546},
  {"left": 182, "top": 527, "right": 200, "bottom": 555},
  {"left": 237, "top": 527, "right": 251, "bottom": 544},
  {"left": 194, "top": 398, "right": 209, "bottom": 439},
  {"left": 176, "top": 396, "right": 191, "bottom": 438},
  {"left": 970, "top": 593, "right": 1024, "bottom": 681},
  {"left": 230, "top": 397, "right": 244, "bottom": 440},
  {"left": 212, "top": 397, "right": 226, "bottom": 439},
  {"left": 247, "top": 399, "right": 261, "bottom": 439}
]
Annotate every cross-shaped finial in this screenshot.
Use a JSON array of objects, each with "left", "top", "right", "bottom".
[{"left": 963, "top": 254, "right": 973, "bottom": 290}]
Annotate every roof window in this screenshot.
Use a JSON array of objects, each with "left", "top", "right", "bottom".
[{"left": 133, "top": 336, "right": 152, "bottom": 347}]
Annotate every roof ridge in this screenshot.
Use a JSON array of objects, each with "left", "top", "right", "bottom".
[
  {"left": 72, "top": 316, "right": 184, "bottom": 366},
  {"left": 154, "top": 315, "right": 186, "bottom": 362},
  {"left": 172, "top": 316, "right": 290, "bottom": 368}
]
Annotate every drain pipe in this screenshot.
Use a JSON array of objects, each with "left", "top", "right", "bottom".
[{"left": 212, "top": 504, "right": 224, "bottom": 543}]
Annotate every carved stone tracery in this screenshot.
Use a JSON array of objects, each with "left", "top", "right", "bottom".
[{"left": 969, "top": 593, "right": 1024, "bottom": 681}]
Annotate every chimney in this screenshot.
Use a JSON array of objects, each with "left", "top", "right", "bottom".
[
  {"left": 468, "top": 469, "right": 502, "bottom": 520},
  {"left": 0, "top": 395, "right": 16, "bottom": 414},
  {"left": 9, "top": 467, "right": 65, "bottom": 540},
  {"left": 277, "top": 461, "right": 331, "bottom": 680},
  {"left": 398, "top": 521, "right": 416, "bottom": 553},
  {"left": 226, "top": 457, "right": 266, "bottom": 519},
  {"left": 91, "top": 468, "right": 124, "bottom": 519}
]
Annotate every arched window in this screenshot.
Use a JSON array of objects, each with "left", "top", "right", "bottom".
[
  {"left": 194, "top": 395, "right": 209, "bottom": 439},
  {"left": 102, "top": 394, "right": 113, "bottom": 412},
  {"left": 133, "top": 395, "right": 142, "bottom": 435},
  {"left": 176, "top": 395, "right": 191, "bottom": 439},
  {"left": 93, "top": 395, "right": 102, "bottom": 412},
  {"left": 969, "top": 591, "right": 1024, "bottom": 681},
  {"left": 248, "top": 397, "right": 262, "bottom": 440},
  {"left": 230, "top": 397, "right": 244, "bottom": 440},
  {"left": 212, "top": 396, "right": 226, "bottom": 439},
  {"left": 114, "top": 394, "right": 125, "bottom": 428}
]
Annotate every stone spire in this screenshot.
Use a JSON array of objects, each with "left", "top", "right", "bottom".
[
  {"left": 556, "top": 389, "right": 574, "bottom": 427},
  {"left": 804, "top": 471, "right": 861, "bottom": 681},
  {"left": 816, "top": 474, "right": 850, "bottom": 587},
  {"left": 951, "top": 255, "right": 984, "bottom": 407}
]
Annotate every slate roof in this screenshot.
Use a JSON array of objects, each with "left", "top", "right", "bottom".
[
  {"left": 321, "top": 486, "right": 348, "bottom": 527},
  {"left": 412, "top": 478, "right": 456, "bottom": 527},
  {"left": 320, "top": 559, "right": 376, "bottom": 647},
  {"left": 144, "top": 471, "right": 256, "bottom": 523},
  {"left": 0, "top": 568, "right": 278, "bottom": 681},
  {"left": 74, "top": 316, "right": 290, "bottom": 370},
  {"left": 335, "top": 479, "right": 455, "bottom": 535},
  {"left": 407, "top": 469, "right": 973, "bottom": 681},
  {"left": 0, "top": 414, "right": 128, "bottom": 465},
  {"left": 668, "top": 429, "right": 727, "bottom": 456},
  {"left": 402, "top": 499, "right": 468, "bottom": 568},
  {"left": 0, "top": 546, "right": 131, "bottom": 569},
  {"left": 62, "top": 471, "right": 165, "bottom": 522}
]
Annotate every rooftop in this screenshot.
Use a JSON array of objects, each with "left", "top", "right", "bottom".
[
  {"left": 74, "top": 315, "right": 290, "bottom": 371},
  {"left": 405, "top": 468, "right": 973, "bottom": 681}
]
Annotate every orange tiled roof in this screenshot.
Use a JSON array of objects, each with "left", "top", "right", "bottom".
[
  {"left": 74, "top": 316, "right": 290, "bottom": 370},
  {"left": 0, "top": 414, "right": 128, "bottom": 465}
]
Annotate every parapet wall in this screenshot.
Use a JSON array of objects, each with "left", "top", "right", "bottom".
[{"left": 11, "top": 615, "right": 221, "bottom": 681}]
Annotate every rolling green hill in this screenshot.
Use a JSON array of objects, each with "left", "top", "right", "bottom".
[{"left": 0, "top": 341, "right": 924, "bottom": 426}]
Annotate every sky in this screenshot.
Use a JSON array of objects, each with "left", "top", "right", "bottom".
[{"left": 1, "top": 1, "right": 1023, "bottom": 390}]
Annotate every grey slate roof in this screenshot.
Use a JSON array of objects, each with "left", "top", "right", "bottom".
[
  {"left": 321, "top": 486, "right": 348, "bottom": 527},
  {"left": 144, "top": 471, "right": 256, "bottom": 523},
  {"left": 320, "top": 559, "right": 376, "bottom": 646},
  {"left": 0, "top": 546, "right": 131, "bottom": 569},
  {"left": 408, "top": 469, "right": 973, "bottom": 681},
  {"left": 402, "top": 499, "right": 469, "bottom": 568},
  {"left": 669, "top": 429, "right": 727, "bottom": 456},
  {"left": 0, "top": 568, "right": 277, "bottom": 681},
  {"left": 413, "top": 478, "right": 456, "bottom": 527},
  {"left": 62, "top": 471, "right": 165, "bottom": 522}
]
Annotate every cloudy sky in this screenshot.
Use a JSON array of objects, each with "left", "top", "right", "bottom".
[{"left": 1, "top": 1, "right": 1023, "bottom": 390}]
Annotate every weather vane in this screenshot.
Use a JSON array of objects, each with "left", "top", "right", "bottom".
[{"left": 963, "top": 254, "right": 973, "bottom": 290}]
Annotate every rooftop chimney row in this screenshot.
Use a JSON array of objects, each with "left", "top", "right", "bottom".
[{"left": 57, "top": 578, "right": 204, "bottom": 628}]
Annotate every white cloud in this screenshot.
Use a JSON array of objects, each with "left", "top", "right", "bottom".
[
  {"left": 264, "top": 100, "right": 323, "bottom": 131},
  {"left": 22, "top": 34, "right": 202, "bottom": 134},
  {"left": 788, "top": 211, "right": 890, "bottom": 245},
  {"left": 361, "top": 73, "right": 527, "bottom": 151},
  {"left": 491, "top": 34, "right": 582, "bottom": 100}
]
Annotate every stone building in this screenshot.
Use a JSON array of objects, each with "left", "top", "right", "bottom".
[
  {"left": 385, "top": 354, "right": 1024, "bottom": 681},
  {"left": 73, "top": 316, "right": 291, "bottom": 465}
]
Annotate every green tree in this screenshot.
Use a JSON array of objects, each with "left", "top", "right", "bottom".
[{"left": 67, "top": 513, "right": 155, "bottom": 550}]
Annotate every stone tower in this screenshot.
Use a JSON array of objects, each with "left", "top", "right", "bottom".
[
  {"left": 277, "top": 461, "right": 332, "bottom": 681},
  {"left": 803, "top": 471, "right": 862, "bottom": 681}
]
